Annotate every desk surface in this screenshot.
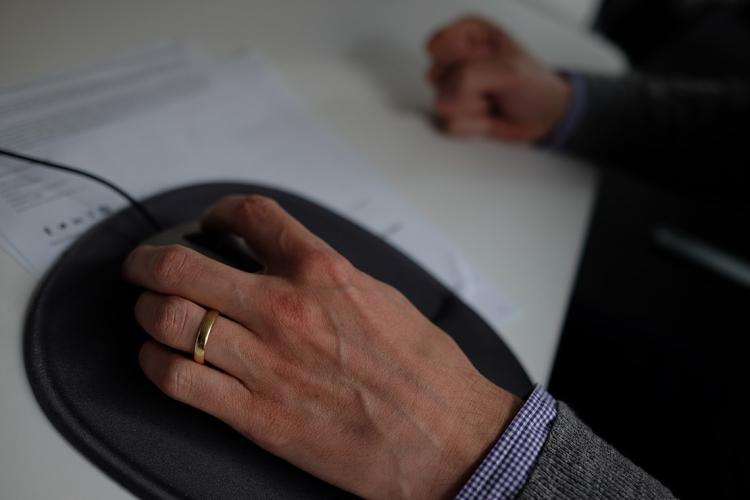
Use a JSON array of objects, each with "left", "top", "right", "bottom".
[{"left": 0, "top": 1, "right": 625, "bottom": 497}]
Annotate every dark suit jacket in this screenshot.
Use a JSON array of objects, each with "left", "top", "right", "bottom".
[
  {"left": 563, "top": 75, "right": 750, "bottom": 201},
  {"left": 549, "top": 4, "right": 750, "bottom": 499}
]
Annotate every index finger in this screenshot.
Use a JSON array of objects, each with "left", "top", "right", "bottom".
[
  {"left": 201, "top": 195, "right": 330, "bottom": 273},
  {"left": 123, "top": 243, "right": 268, "bottom": 327}
]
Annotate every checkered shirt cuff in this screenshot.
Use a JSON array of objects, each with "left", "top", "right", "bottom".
[
  {"left": 537, "top": 72, "right": 588, "bottom": 150},
  {"left": 455, "top": 385, "right": 558, "bottom": 500}
]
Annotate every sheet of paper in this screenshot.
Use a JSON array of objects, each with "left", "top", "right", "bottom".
[
  {"left": 0, "top": 158, "right": 122, "bottom": 275},
  {"left": 0, "top": 46, "right": 517, "bottom": 328}
]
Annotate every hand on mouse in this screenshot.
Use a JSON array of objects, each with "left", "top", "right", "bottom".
[
  {"left": 123, "top": 195, "right": 522, "bottom": 499},
  {"left": 427, "top": 16, "right": 572, "bottom": 143}
]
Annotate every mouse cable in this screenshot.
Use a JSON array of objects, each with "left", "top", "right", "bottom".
[{"left": 0, "top": 147, "right": 163, "bottom": 232}]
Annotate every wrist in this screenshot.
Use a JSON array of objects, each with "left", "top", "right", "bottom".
[
  {"left": 427, "top": 377, "right": 523, "bottom": 499},
  {"left": 456, "top": 386, "right": 558, "bottom": 500},
  {"left": 546, "top": 75, "right": 574, "bottom": 136},
  {"left": 537, "top": 72, "right": 587, "bottom": 149}
]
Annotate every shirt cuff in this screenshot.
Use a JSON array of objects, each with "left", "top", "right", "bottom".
[
  {"left": 537, "top": 72, "right": 589, "bottom": 151},
  {"left": 455, "top": 385, "right": 558, "bottom": 500}
]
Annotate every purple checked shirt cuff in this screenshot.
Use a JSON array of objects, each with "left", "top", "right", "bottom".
[
  {"left": 455, "top": 386, "right": 557, "bottom": 500},
  {"left": 537, "top": 72, "right": 588, "bottom": 150}
]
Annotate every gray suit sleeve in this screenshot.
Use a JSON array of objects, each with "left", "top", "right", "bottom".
[
  {"left": 517, "top": 403, "right": 675, "bottom": 499},
  {"left": 565, "top": 74, "right": 750, "bottom": 161},
  {"left": 560, "top": 74, "right": 750, "bottom": 197}
]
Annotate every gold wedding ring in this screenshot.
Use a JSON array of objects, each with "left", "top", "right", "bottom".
[{"left": 194, "top": 309, "right": 220, "bottom": 365}]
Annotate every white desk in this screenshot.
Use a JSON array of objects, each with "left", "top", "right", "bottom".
[{"left": 0, "top": 1, "right": 626, "bottom": 498}]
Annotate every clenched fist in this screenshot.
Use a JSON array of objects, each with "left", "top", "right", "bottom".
[{"left": 427, "top": 16, "right": 573, "bottom": 143}]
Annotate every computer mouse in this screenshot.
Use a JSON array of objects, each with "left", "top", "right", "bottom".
[{"left": 141, "top": 221, "right": 262, "bottom": 273}]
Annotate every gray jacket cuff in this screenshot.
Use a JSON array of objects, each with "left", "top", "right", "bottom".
[{"left": 518, "top": 403, "right": 675, "bottom": 499}]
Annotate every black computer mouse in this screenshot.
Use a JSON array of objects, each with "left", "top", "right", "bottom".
[{"left": 142, "top": 221, "right": 262, "bottom": 273}]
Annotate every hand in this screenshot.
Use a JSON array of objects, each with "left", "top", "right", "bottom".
[
  {"left": 427, "top": 16, "right": 572, "bottom": 143},
  {"left": 123, "top": 195, "right": 522, "bottom": 499}
]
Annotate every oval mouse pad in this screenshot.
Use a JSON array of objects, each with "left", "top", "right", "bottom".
[{"left": 24, "top": 183, "right": 531, "bottom": 499}]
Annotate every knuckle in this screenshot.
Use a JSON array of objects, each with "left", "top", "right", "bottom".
[
  {"left": 300, "top": 249, "right": 353, "bottom": 285},
  {"left": 434, "top": 98, "right": 452, "bottom": 116},
  {"left": 230, "top": 334, "right": 256, "bottom": 372},
  {"left": 236, "top": 195, "right": 279, "bottom": 222},
  {"left": 152, "top": 246, "right": 190, "bottom": 287},
  {"left": 454, "top": 66, "right": 474, "bottom": 91},
  {"left": 152, "top": 297, "right": 188, "bottom": 344},
  {"left": 159, "top": 361, "right": 195, "bottom": 400},
  {"left": 443, "top": 118, "right": 462, "bottom": 134},
  {"left": 250, "top": 403, "right": 291, "bottom": 452},
  {"left": 436, "top": 102, "right": 466, "bottom": 120}
]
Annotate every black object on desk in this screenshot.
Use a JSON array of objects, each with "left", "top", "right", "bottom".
[{"left": 24, "top": 183, "right": 531, "bottom": 499}]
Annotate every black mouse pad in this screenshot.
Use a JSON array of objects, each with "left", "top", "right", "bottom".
[{"left": 25, "top": 183, "right": 531, "bottom": 499}]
